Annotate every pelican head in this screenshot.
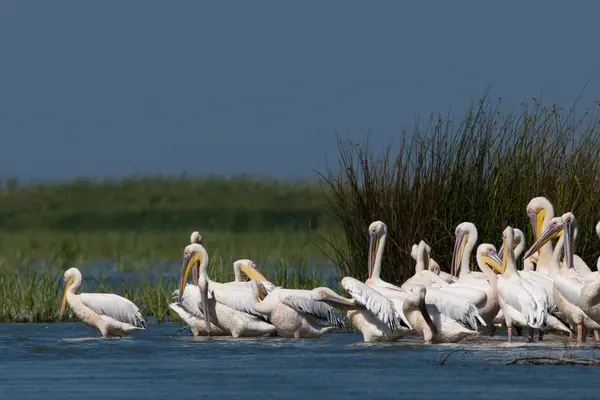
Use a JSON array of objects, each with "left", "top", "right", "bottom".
[
  {"left": 233, "top": 259, "right": 270, "bottom": 282},
  {"left": 310, "top": 287, "right": 356, "bottom": 310},
  {"left": 60, "top": 267, "right": 81, "bottom": 320},
  {"left": 522, "top": 214, "right": 566, "bottom": 260},
  {"left": 430, "top": 262, "right": 440, "bottom": 275},
  {"left": 526, "top": 196, "right": 554, "bottom": 242},
  {"left": 451, "top": 222, "right": 477, "bottom": 277},
  {"left": 498, "top": 227, "right": 524, "bottom": 260},
  {"left": 190, "top": 231, "right": 203, "bottom": 245},
  {"left": 368, "top": 220, "right": 387, "bottom": 279},
  {"left": 477, "top": 243, "right": 504, "bottom": 273}
]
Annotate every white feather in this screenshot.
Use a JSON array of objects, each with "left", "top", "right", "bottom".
[
  {"left": 554, "top": 275, "right": 584, "bottom": 308},
  {"left": 341, "top": 277, "right": 407, "bottom": 330},
  {"left": 496, "top": 278, "right": 538, "bottom": 327},
  {"left": 79, "top": 293, "right": 146, "bottom": 329},
  {"left": 424, "top": 288, "right": 486, "bottom": 330},
  {"left": 277, "top": 289, "right": 346, "bottom": 327}
]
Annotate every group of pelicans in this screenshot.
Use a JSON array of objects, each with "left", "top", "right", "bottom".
[{"left": 59, "top": 196, "right": 600, "bottom": 345}]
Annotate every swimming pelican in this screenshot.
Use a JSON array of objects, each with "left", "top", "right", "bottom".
[
  {"left": 524, "top": 213, "right": 600, "bottom": 342},
  {"left": 237, "top": 280, "right": 346, "bottom": 338},
  {"left": 315, "top": 276, "right": 412, "bottom": 342},
  {"left": 178, "top": 243, "right": 277, "bottom": 337},
  {"left": 59, "top": 267, "right": 147, "bottom": 337},
  {"left": 496, "top": 227, "right": 545, "bottom": 342},
  {"left": 170, "top": 232, "right": 270, "bottom": 336},
  {"left": 366, "top": 221, "right": 485, "bottom": 331}
]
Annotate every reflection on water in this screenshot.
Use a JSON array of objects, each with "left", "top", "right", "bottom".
[{"left": 0, "top": 323, "right": 598, "bottom": 399}]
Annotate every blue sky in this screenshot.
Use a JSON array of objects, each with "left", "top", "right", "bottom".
[{"left": 1, "top": 1, "right": 599, "bottom": 181}]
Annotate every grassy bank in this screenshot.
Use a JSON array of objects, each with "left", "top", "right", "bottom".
[{"left": 322, "top": 95, "right": 600, "bottom": 284}]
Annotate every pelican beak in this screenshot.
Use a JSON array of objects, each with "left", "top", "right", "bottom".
[
  {"left": 523, "top": 222, "right": 562, "bottom": 260},
  {"left": 529, "top": 209, "right": 546, "bottom": 242},
  {"left": 451, "top": 231, "right": 465, "bottom": 277},
  {"left": 564, "top": 218, "right": 575, "bottom": 270},
  {"left": 59, "top": 276, "right": 75, "bottom": 320},
  {"left": 498, "top": 235, "right": 520, "bottom": 260},
  {"left": 425, "top": 249, "right": 431, "bottom": 271},
  {"left": 240, "top": 263, "right": 269, "bottom": 282},
  {"left": 199, "top": 280, "right": 211, "bottom": 335},
  {"left": 482, "top": 252, "right": 504, "bottom": 274},
  {"left": 319, "top": 291, "right": 357, "bottom": 311},
  {"left": 368, "top": 234, "right": 379, "bottom": 279},
  {"left": 501, "top": 234, "right": 508, "bottom": 273},
  {"left": 255, "top": 280, "right": 269, "bottom": 300},
  {"left": 178, "top": 252, "right": 202, "bottom": 302}
]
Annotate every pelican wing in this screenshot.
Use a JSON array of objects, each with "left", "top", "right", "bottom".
[
  {"left": 424, "top": 288, "right": 486, "bottom": 330},
  {"left": 210, "top": 287, "right": 266, "bottom": 319},
  {"left": 79, "top": 293, "right": 146, "bottom": 329},
  {"left": 341, "top": 277, "right": 407, "bottom": 330},
  {"left": 172, "top": 284, "right": 205, "bottom": 318},
  {"left": 278, "top": 289, "right": 346, "bottom": 328},
  {"left": 438, "top": 286, "right": 487, "bottom": 308},
  {"left": 574, "top": 255, "right": 592, "bottom": 275},
  {"left": 554, "top": 275, "right": 583, "bottom": 308},
  {"left": 496, "top": 278, "right": 538, "bottom": 327}
]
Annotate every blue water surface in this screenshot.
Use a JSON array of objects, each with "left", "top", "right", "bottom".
[{"left": 0, "top": 323, "right": 597, "bottom": 399}]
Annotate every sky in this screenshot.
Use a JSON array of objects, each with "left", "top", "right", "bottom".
[{"left": 1, "top": 1, "right": 599, "bottom": 181}]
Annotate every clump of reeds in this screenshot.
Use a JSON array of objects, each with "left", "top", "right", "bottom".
[{"left": 320, "top": 94, "right": 600, "bottom": 284}]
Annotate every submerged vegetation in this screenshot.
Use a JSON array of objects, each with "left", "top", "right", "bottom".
[{"left": 321, "top": 94, "right": 600, "bottom": 285}]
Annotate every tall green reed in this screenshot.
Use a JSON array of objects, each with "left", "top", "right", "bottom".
[{"left": 319, "top": 95, "right": 600, "bottom": 285}]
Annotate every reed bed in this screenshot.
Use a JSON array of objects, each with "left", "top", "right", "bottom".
[
  {"left": 320, "top": 95, "right": 600, "bottom": 285},
  {"left": 0, "top": 256, "right": 330, "bottom": 323}
]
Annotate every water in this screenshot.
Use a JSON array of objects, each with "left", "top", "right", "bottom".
[{"left": 1, "top": 324, "right": 598, "bottom": 399}]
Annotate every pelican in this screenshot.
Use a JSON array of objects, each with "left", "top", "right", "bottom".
[
  {"left": 235, "top": 280, "right": 347, "bottom": 338},
  {"left": 366, "top": 221, "right": 485, "bottom": 332},
  {"left": 580, "top": 221, "right": 600, "bottom": 331},
  {"left": 526, "top": 196, "right": 591, "bottom": 275},
  {"left": 496, "top": 227, "right": 545, "bottom": 342},
  {"left": 451, "top": 223, "right": 484, "bottom": 280},
  {"left": 403, "top": 241, "right": 451, "bottom": 290},
  {"left": 524, "top": 213, "right": 600, "bottom": 342},
  {"left": 59, "top": 267, "right": 146, "bottom": 337},
  {"left": 401, "top": 244, "right": 497, "bottom": 343},
  {"left": 178, "top": 243, "right": 277, "bottom": 337},
  {"left": 315, "top": 276, "right": 411, "bottom": 342},
  {"left": 170, "top": 232, "right": 269, "bottom": 336},
  {"left": 410, "top": 243, "right": 455, "bottom": 283}
]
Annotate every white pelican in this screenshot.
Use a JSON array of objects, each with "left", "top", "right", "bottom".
[
  {"left": 170, "top": 259, "right": 263, "bottom": 337},
  {"left": 315, "top": 276, "right": 412, "bottom": 342},
  {"left": 450, "top": 222, "right": 486, "bottom": 280},
  {"left": 178, "top": 243, "right": 277, "bottom": 337},
  {"left": 410, "top": 243, "right": 455, "bottom": 283},
  {"left": 580, "top": 221, "right": 600, "bottom": 330},
  {"left": 401, "top": 244, "right": 499, "bottom": 343},
  {"left": 526, "top": 196, "right": 591, "bottom": 275},
  {"left": 60, "top": 267, "right": 147, "bottom": 337},
  {"left": 233, "top": 280, "right": 347, "bottom": 338},
  {"left": 366, "top": 221, "right": 485, "bottom": 332},
  {"left": 496, "top": 227, "right": 546, "bottom": 342},
  {"left": 403, "top": 241, "right": 451, "bottom": 290},
  {"left": 524, "top": 213, "right": 600, "bottom": 342}
]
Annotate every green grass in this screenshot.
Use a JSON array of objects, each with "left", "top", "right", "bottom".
[
  {"left": 0, "top": 230, "right": 337, "bottom": 323},
  {"left": 321, "top": 94, "right": 600, "bottom": 285},
  {"left": 0, "top": 176, "right": 333, "bottom": 232},
  {"left": 0, "top": 229, "right": 341, "bottom": 273}
]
